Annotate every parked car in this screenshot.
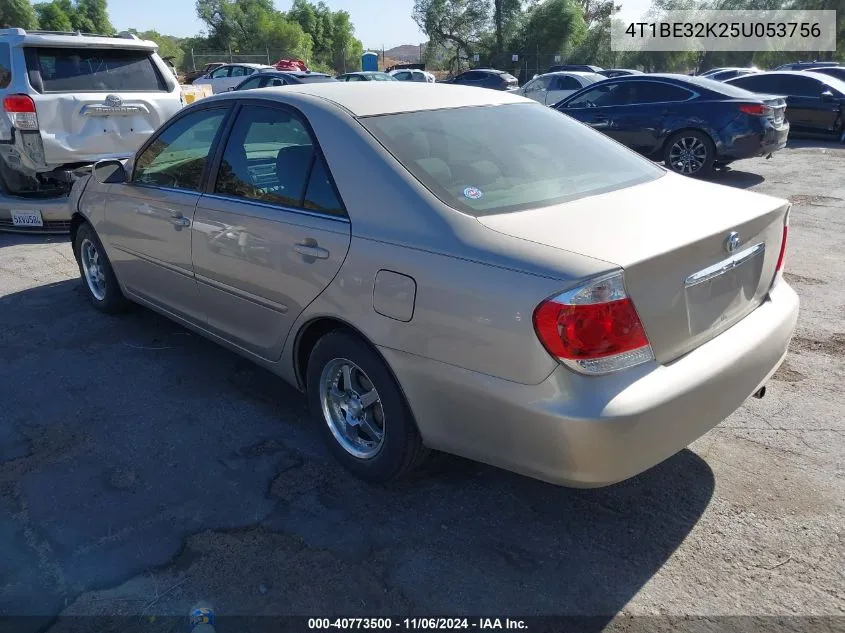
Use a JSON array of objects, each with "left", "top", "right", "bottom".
[
  {"left": 774, "top": 61, "right": 839, "bottom": 71},
  {"left": 440, "top": 68, "right": 518, "bottom": 91},
  {"left": 801, "top": 66, "right": 845, "bottom": 83},
  {"left": 597, "top": 69, "right": 642, "bottom": 78},
  {"left": 555, "top": 74, "right": 789, "bottom": 177},
  {"left": 69, "top": 83, "right": 797, "bottom": 488},
  {"left": 548, "top": 64, "right": 603, "bottom": 73},
  {"left": 701, "top": 67, "right": 759, "bottom": 82},
  {"left": 0, "top": 28, "right": 183, "bottom": 233},
  {"left": 726, "top": 71, "right": 845, "bottom": 140},
  {"left": 193, "top": 63, "right": 275, "bottom": 94},
  {"left": 515, "top": 71, "right": 603, "bottom": 105},
  {"left": 185, "top": 62, "right": 226, "bottom": 85},
  {"left": 388, "top": 68, "right": 435, "bottom": 83},
  {"left": 233, "top": 71, "right": 336, "bottom": 91},
  {"left": 336, "top": 71, "right": 397, "bottom": 82},
  {"left": 273, "top": 58, "right": 308, "bottom": 72}
]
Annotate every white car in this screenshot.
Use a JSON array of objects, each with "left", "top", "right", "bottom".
[
  {"left": 516, "top": 71, "right": 604, "bottom": 106},
  {"left": 388, "top": 68, "right": 436, "bottom": 83},
  {"left": 193, "top": 63, "right": 275, "bottom": 94}
]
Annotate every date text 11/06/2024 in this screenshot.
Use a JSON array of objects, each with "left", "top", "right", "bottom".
[{"left": 307, "top": 618, "right": 528, "bottom": 630}]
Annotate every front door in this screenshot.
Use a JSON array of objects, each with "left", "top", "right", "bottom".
[
  {"left": 103, "top": 105, "right": 231, "bottom": 322},
  {"left": 192, "top": 103, "right": 351, "bottom": 360}
]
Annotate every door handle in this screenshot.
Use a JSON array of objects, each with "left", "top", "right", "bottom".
[
  {"left": 294, "top": 242, "right": 330, "bottom": 259},
  {"left": 169, "top": 214, "right": 191, "bottom": 227},
  {"left": 589, "top": 116, "right": 609, "bottom": 129}
]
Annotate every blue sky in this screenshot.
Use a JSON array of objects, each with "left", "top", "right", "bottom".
[
  {"left": 107, "top": 0, "right": 654, "bottom": 51},
  {"left": 107, "top": 0, "right": 426, "bottom": 49}
]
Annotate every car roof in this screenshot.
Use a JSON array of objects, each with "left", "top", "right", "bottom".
[
  {"left": 0, "top": 27, "right": 158, "bottom": 50},
  {"left": 540, "top": 71, "right": 599, "bottom": 77},
  {"left": 211, "top": 82, "right": 527, "bottom": 117},
  {"left": 223, "top": 62, "right": 273, "bottom": 69},
  {"left": 741, "top": 70, "right": 845, "bottom": 91},
  {"left": 256, "top": 70, "right": 330, "bottom": 77}
]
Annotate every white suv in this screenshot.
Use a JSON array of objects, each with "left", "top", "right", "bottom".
[{"left": 0, "top": 28, "right": 183, "bottom": 232}]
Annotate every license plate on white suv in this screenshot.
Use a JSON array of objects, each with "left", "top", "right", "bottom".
[{"left": 10, "top": 210, "right": 43, "bottom": 227}]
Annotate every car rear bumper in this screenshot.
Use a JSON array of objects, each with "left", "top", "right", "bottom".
[
  {"left": 719, "top": 121, "right": 789, "bottom": 160},
  {"left": 0, "top": 192, "right": 72, "bottom": 233},
  {"left": 382, "top": 280, "right": 799, "bottom": 487}
]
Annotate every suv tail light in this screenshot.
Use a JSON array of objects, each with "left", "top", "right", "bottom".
[
  {"left": 3, "top": 95, "right": 39, "bottom": 130},
  {"left": 533, "top": 272, "right": 653, "bottom": 375},
  {"left": 739, "top": 103, "right": 772, "bottom": 117}
]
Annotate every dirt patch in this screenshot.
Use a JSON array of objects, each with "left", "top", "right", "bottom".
[
  {"left": 788, "top": 194, "right": 843, "bottom": 207},
  {"left": 783, "top": 273, "right": 826, "bottom": 286},
  {"left": 772, "top": 361, "right": 806, "bottom": 383},
  {"left": 789, "top": 333, "right": 845, "bottom": 357}
]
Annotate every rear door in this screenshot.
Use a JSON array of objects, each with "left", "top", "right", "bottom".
[
  {"left": 611, "top": 80, "right": 696, "bottom": 154},
  {"left": 102, "top": 104, "right": 231, "bottom": 322},
  {"left": 192, "top": 102, "right": 351, "bottom": 360},
  {"left": 23, "top": 45, "right": 181, "bottom": 166}
]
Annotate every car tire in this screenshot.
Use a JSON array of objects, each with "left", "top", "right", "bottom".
[
  {"left": 306, "top": 330, "right": 429, "bottom": 482},
  {"left": 73, "top": 222, "right": 129, "bottom": 314},
  {"left": 664, "top": 130, "right": 715, "bottom": 177}
]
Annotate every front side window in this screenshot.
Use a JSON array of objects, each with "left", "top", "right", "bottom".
[
  {"left": 564, "top": 82, "right": 624, "bottom": 108},
  {"left": 395, "top": 72, "right": 411, "bottom": 80},
  {"left": 554, "top": 76, "right": 582, "bottom": 91},
  {"left": 362, "top": 103, "right": 662, "bottom": 216},
  {"left": 25, "top": 47, "right": 167, "bottom": 92},
  {"left": 238, "top": 77, "right": 263, "bottom": 91},
  {"left": 134, "top": 108, "right": 227, "bottom": 190},
  {"left": 214, "top": 104, "right": 344, "bottom": 216}
]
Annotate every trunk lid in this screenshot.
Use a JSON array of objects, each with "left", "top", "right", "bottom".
[
  {"left": 477, "top": 173, "right": 789, "bottom": 363},
  {"left": 759, "top": 94, "right": 787, "bottom": 125},
  {"left": 23, "top": 45, "right": 182, "bottom": 166}
]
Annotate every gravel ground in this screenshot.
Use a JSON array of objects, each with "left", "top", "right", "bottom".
[{"left": 0, "top": 142, "right": 843, "bottom": 630}]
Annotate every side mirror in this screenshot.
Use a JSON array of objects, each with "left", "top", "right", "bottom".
[
  {"left": 93, "top": 159, "right": 127, "bottom": 184},
  {"left": 227, "top": 86, "right": 236, "bottom": 91},
  {"left": 821, "top": 90, "right": 835, "bottom": 102}
]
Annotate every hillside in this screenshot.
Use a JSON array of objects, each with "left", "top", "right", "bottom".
[{"left": 383, "top": 43, "right": 425, "bottom": 62}]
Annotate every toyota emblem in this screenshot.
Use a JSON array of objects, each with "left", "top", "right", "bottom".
[
  {"left": 724, "top": 231, "right": 741, "bottom": 253},
  {"left": 104, "top": 94, "right": 123, "bottom": 108}
]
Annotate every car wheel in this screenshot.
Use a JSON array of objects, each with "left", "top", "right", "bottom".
[
  {"left": 664, "top": 131, "right": 715, "bottom": 177},
  {"left": 306, "top": 330, "right": 429, "bottom": 482},
  {"left": 73, "top": 222, "right": 129, "bottom": 313}
]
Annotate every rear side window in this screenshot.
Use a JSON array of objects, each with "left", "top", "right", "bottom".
[
  {"left": 25, "top": 47, "right": 167, "bottom": 93},
  {"left": 0, "top": 43, "right": 11, "bottom": 89},
  {"left": 362, "top": 103, "right": 663, "bottom": 216},
  {"left": 553, "top": 76, "right": 582, "bottom": 91},
  {"left": 729, "top": 75, "right": 779, "bottom": 93},
  {"left": 630, "top": 81, "right": 693, "bottom": 103}
]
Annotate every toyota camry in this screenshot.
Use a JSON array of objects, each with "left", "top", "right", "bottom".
[{"left": 68, "top": 83, "right": 798, "bottom": 487}]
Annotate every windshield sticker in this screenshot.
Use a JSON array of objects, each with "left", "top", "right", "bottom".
[{"left": 463, "top": 186, "right": 484, "bottom": 200}]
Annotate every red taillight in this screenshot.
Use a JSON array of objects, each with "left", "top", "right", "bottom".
[
  {"left": 533, "top": 273, "right": 653, "bottom": 375},
  {"left": 3, "top": 95, "right": 35, "bottom": 113},
  {"left": 739, "top": 103, "right": 771, "bottom": 116},
  {"left": 775, "top": 225, "right": 788, "bottom": 272},
  {"left": 2, "top": 94, "right": 38, "bottom": 130}
]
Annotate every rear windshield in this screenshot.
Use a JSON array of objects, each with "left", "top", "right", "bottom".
[
  {"left": 681, "top": 74, "right": 760, "bottom": 98},
  {"left": 361, "top": 103, "right": 663, "bottom": 216},
  {"left": 26, "top": 47, "right": 168, "bottom": 93}
]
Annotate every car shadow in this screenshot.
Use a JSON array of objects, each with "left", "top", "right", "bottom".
[
  {"left": 0, "top": 232, "right": 70, "bottom": 249},
  {"left": 0, "top": 279, "right": 715, "bottom": 625},
  {"left": 706, "top": 168, "right": 765, "bottom": 189},
  {"left": 786, "top": 138, "right": 845, "bottom": 151}
]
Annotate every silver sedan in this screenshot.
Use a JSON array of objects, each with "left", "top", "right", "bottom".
[{"left": 69, "top": 83, "right": 799, "bottom": 487}]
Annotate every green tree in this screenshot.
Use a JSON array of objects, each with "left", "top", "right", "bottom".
[
  {"left": 75, "top": 0, "right": 111, "bottom": 33},
  {"left": 0, "top": 0, "right": 39, "bottom": 28},
  {"left": 511, "top": 0, "right": 586, "bottom": 64},
  {"left": 287, "top": 0, "right": 363, "bottom": 72},
  {"left": 413, "top": 0, "right": 490, "bottom": 71},
  {"left": 492, "top": 0, "right": 521, "bottom": 66},
  {"left": 33, "top": 1, "right": 72, "bottom": 29}
]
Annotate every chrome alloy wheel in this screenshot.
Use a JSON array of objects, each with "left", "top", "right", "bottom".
[
  {"left": 80, "top": 238, "right": 107, "bottom": 301},
  {"left": 319, "top": 358, "right": 385, "bottom": 459},
  {"left": 668, "top": 136, "right": 708, "bottom": 175}
]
